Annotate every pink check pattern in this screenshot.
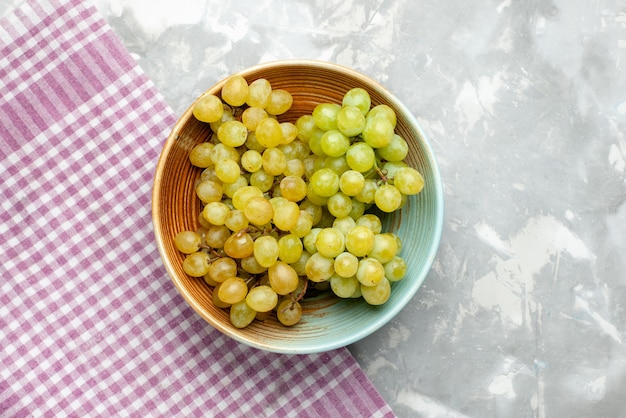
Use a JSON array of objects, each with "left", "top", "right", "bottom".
[{"left": 0, "top": 0, "right": 395, "bottom": 416}]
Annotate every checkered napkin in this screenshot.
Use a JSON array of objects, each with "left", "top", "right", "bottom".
[{"left": 0, "top": 0, "right": 395, "bottom": 416}]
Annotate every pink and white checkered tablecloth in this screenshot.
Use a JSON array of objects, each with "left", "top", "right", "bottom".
[{"left": 0, "top": 0, "right": 396, "bottom": 416}]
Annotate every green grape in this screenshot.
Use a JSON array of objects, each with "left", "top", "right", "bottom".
[
  {"left": 221, "top": 75, "right": 249, "bottom": 107},
  {"left": 207, "top": 257, "right": 238, "bottom": 283},
  {"left": 280, "top": 176, "right": 307, "bottom": 202},
  {"left": 330, "top": 274, "right": 359, "bottom": 298},
  {"left": 377, "top": 134, "right": 408, "bottom": 162},
  {"left": 277, "top": 234, "right": 303, "bottom": 264},
  {"left": 256, "top": 117, "right": 283, "bottom": 148},
  {"left": 290, "top": 252, "right": 311, "bottom": 277},
  {"left": 232, "top": 186, "right": 263, "bottom": 210},
  {"left": 193, "top": 93, "right": 224, "bottom": 123},
  {"left": 279, "top": 122, "right": 298, "bottom": 145},
  {"left": 223, "top": 230, "right": 254, "bottom": 258},
  {"left": 299, "top": 199, "right": 323, "bottom": 226},
  {"left": 262, "top": 147, "right": 287, "bottom": 176},
  {"left": 205, "top": 225, "right": 231, "bottom": 249},
  {"left": 246, "top": 285, "right": 278, "bottom": 312},
  {"left": 209, "top": 104, "right": 234, "bottom": 133},
  {"left": 276, "top": 299, "right": 302, "bottom": 326},
  {"left": 284, "top": 158, "right": 305, "bottom": 178},
  {"left": 348, "top": 198, "right": 366, "bottom": 220},
  {"left": 224, "top": 209, "right": 249, "bottom": 232},
  {"left": 302, "top": 228, "right": 322, "bottom": 254},
  {"left": 246, "top": 78, "right": 272, "bottom": 108},
  {"left": 374, "top": 183, "right": 402, "bottom": 212},
  {"left": 268, "top": 261, "right": 299, "bottom": 295},
  {"left": 315, "top": 228, "right": 345, "bottom": 258},
  {"left": 381, "top": 161, "right": 407, "bottom": 179},
  {"left": 306, "top": 182, "right": 330, "bottom": 206},
  {"left": 361, "top": 278, "right": 391, "bottom": 305},
  {"left": 214, "top": 158, "right": 241, "bottom": 184},
  {"left": 241, "top": 149, "right": 263, "bottom": 173},
  {"left": 367, "top": 104, "right": 397, "bottom": 127},
  {"left": 217, "top": 120, "right": 248, "bottom": 147},
  {"left": 332, "top": 216, "right": 356, "bottom": 236},
  {"left": 345, "top": 225, "right": 375, "bottom": 257},
  {"left": 354, "top": 179, "right": 378, "bottom": 204},
  {"left": 196, "top": 180, "right": 223, "bottom": 204},
  {"left": 174, "top": 231, "right": 202, "bottom": 254},
  {"left": 323, "top": 156, "right": 350, "bottom": 176},
  {"left": 240, "top": 255, "right": 267, "bottom": 274},
  {"left": 356, "top": 257, "right": 385, "bottom": 286},
  {"left": 368, "top": 233, "right": 399, "bottom": 263},
  {"left": 203, "top": 201, "right": 231, "bottom": 225},
  {"left": 345, "top": 142, "right": 375, "bottom": 172},
  {"left": 333, "top": 252, "right": 359, "bottom": 278},
  {"left": 222, "top": 175, "right": 248, "bottom": 198},
  {"left": 342, "top": 87, "right": 371, "bottom": 115},
  {"left": 320, "top": 130, "right": 350, "bottom": 157},
  {"left": 210, "top": 142, "right": 240, "bottom": 164},
  {"left": 336, "top": 105, "right": 366, "bottom": 137},
  {"left": 296, "top": 114, "right": 319, "bottom": 142},
  {"left": 356, "top": 213, "right": 382, "bottom": 234},
  {"left": 289, "top": 210, "right": 314, "bottom": 238},
  {"left": 182, "top": 251, "right": 210, "bottom": 277},
  {"left": 241, "top": 107, "right": 268, "bottom": 131},
  {"left": 304, "top": 252, "right": 335, "bottom": 282},
  {"left": 307, "top": 130, "right": 326, "bottom": 157},
  {"left": 385, "top": 255, "right": 407, "bottom": 282},
  {"left": 362, "top": 116, "right": 394, "bottom": 148},
  {"left": 303, "top": 154, "right": 323, "bottom": 179},
  {"left": 249, "top": 169, "right": 274, "bottom": 192},
  {"left": 327, "top": 192, "right": 352, "bottom": 218},
  {"left": 315, "top": 207, "right": 336, "bottom": 228},
  {"left": 339, "top": 170, "right": 365, "bottom": 196},
  {"left": 266, "top": 89, "right": 293, "bottom": 115},
  {"left": 218, "top": 277, "right": 248, "bottom": 304},
  {"left": 200, "top": 166, "right": 219, "bottom": 183},
  {"left": 273, "top": 200, "right": 300, "bottom": 231},
  {"left": 244, "top": 131, "right": 265, "bottom": 153},
  {"left": 393, "top": 166, "right": 425, "bottom": 195},
  {"left": 229, "top": 300, "right": 257, "bottom": 328},
  {"left": 244, "top": 196, "right": 274, "bottom": 226},
  {"left": 309, "top": 168, "right": 340, "bottom": 197},
  {"left": 312, "top": 102, "right": 341, "bottom": 131},
  {"left": 211, "top": 284, "right": 231, "bottom": 308},
  {"left": 189, "top": 142, "right": 215, "bottom": 168}
]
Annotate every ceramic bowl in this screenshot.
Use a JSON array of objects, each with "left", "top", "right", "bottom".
[{"left": 152, "top": 60, "right": 443, "bottom": 354}]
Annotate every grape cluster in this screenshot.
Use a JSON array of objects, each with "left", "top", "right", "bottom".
[{"left": 174, "top": 75, "right": 424, "bottom": 328}]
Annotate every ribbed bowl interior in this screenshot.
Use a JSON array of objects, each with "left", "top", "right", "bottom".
[{"left": 152, "top": 60, "right": 443, "bottom": 354}]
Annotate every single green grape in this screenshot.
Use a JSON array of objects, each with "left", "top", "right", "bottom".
[
  {"left": 336, "top": 105, "right": 366, "bottom": 137},
  {"left": 193, "top": 93, "right": 224, "bottom": 123},
  {"left": 229, "top": 300, "right": 257, "bottom": 328},
  {"left": 312, "top": 102, "right": 341, "bottom": 131},
  {"left": 374, "top": 183, "right": 402, "bottom": 212},
  {"left": 345, "top": 142, "right": 375, "bottom": 173},
  {"left": 276, "top": 299, "right": 302, "bottom": 326},
  {"left": 342, "top": 87, "right": 371, "bottom": 115},
  {"left": 174, "top": 231, "right": 202, "bottom": 254},
  {"left": 315, "top": 227, "right": 345, "bottom": 258},
  {"left": 308, "top": 168, "right": 340, "bottom": 197},
  {"left": 221, "top": 75, "right": 249, "bottom": 107},
  {"left": 182, "top": 251, "right": 210, "bottom": 277},
  {"left": 189, "top": 142, "right": 215, "bottom": 168},
  {"left": 345, "top": 225, "right": 375, "bottom": 257},
  {"left": 377, "top": 134, "right": 408, "bottom": 162},
  {"left": 246, "top": 285, "right": 278, "bottom": 312},
  {"left": 246, "top": 78, "right": 272, "bottom": 108},
  {"left": 217, "top": 120, "right": 248, "bottom": 147},
  {"left": 356, "top": 257, "right": 385, "bottom": 287},
  {"left": 320, "top": 130, "right": 350, "bottom": 157},
  {"left": 393, "top": 166, "right": 425, "bottom": 195},
  {"left": 330, "top": 274, "right": 359, "bottom": 298},
  {"left": 361, "top": 278, "right": 391, "bottom": 305}
]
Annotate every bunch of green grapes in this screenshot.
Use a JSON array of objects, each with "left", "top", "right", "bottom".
[{"left": 174, "top": 75, "right": 423, "bottom": 328}]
